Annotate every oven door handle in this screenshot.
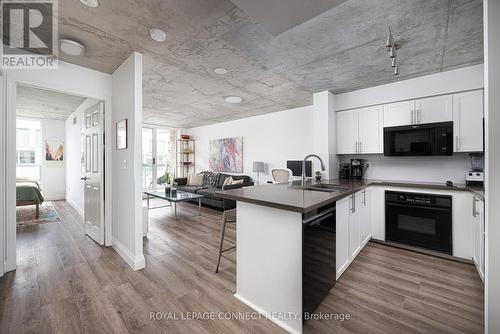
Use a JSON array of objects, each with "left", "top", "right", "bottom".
[{"left": 386, "top": 202, "right": 451, "bottom": 212}]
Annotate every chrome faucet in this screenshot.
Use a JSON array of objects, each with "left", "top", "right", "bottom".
[{"left": 302, "top": 154, "right": 326, "bottom": 187}]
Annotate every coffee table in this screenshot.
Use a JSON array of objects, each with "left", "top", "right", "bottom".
[{"left": 144, "top": 189, "right": 204, "bottom": 219}]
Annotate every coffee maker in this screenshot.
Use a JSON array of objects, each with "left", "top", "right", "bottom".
[{"left": 350, "top": 159, "right": 365, "bottom": 180}]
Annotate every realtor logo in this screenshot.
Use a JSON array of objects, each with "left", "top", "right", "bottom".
[{"left": 1, "top": 0, "right": 58, "bottom": 69}]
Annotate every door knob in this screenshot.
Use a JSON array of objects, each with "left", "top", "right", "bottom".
[{"left": 80, "top": 177, "right": 89, "bottom": 181}]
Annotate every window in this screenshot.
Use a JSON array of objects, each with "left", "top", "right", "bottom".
[
  {"left": 16, "top": 119, "right": 41, "bottom": 181},
  {"left": 142, "top": 127, "right": 176, "bottom": 189}
]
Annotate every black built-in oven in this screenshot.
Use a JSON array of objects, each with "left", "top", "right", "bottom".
[
  {"left": 385, "top": 191, "right": 452, "bottom": 254},
  {"left": 384, "top": 121, "right": 453, "bottom": 156}
]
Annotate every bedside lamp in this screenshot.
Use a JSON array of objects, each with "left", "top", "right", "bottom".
[{"left": 252, "top": 161, "right": 265, "bottom": 185}]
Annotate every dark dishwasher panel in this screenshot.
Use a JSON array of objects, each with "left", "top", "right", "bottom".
[{"left": 302, "top": 205, "right": 336, "bottom": 320}]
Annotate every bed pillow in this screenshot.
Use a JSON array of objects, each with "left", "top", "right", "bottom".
[{"left": 188, "top": 173, "right": 204, "bottom": 186}]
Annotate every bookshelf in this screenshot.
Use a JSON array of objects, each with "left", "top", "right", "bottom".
[{"left": 176, "top": 138, "right": 195, "bottom": 178}]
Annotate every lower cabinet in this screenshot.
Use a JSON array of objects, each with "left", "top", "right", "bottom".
[
  {"left": 336, "top": 189, "right": 372, "bottom": 280},
  {"left": 472, "top": 195, "right": 485, "bottom": 281}
]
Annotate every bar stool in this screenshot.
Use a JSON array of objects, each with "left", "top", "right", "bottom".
[{"left": 215, "top": 207, "right": 236, "bottom": 273}]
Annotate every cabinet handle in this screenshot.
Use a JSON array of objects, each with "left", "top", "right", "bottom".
[
  {"left": 363, "top": 190, "right": 366, "bottom": 206},
  {"left": 411, "top": 110, "right": 414, "bottom": 124},
  {"left": 359, "top": 141, "right": 362, "bottom": 154},
  {"left": 417, "top": 109, "right": 421, "bottom": 123},
  {"left": 455, "top": 136, "right": 459, "bottom": 151},
  {"left": 473, "top": 196, "right": 479, "bottom": 217},
  {"left": 351, "top": 195, "right": 356, "bottom": 213}
]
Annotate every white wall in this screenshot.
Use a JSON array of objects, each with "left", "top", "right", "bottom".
[
  {"left": 40, "top": 118, "right": 66, "bottom": 200},
  {"left": 335, "top": 64, "right": 484, "bottom": 111},
  {"left": 65, "top": 98, "right": 98, "bottom": 216},
  {"left": 484, "top": 1, "right": 500, "bottom": 332},
  {"left": 185, "top": 105, "right": 316, "bottom": 183},
  {"left": 111, "top": 52, "right": 144, "bottom": 270},
  {"left": 339, "top": 154, "right": 471, "bottom": 184}
]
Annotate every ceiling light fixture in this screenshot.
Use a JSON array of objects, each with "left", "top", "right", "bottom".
[
  {"left": 385, "top": 26, "right": 401, "bottom": 75},
  {"left": 224, "top": 96, "right": 242, "bottom": 104},
  {"left": 59, "top": 39, "right": 85, "bottom": 56},
  {"left": 149, "top": 28, "right": 167, "bottom": 42},
  {"left": 80, "top": 0, "right": 99, "bottom": 7},
  {"left": 214, "top": 67, "right": 228, "bottom": 75}
]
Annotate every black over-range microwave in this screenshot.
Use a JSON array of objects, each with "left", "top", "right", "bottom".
[{"left": 384, "top": 121, "right": 453, "bottom": 156}]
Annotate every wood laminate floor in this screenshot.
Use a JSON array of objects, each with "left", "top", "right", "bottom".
[{"left": 0, "top": 200, "right": 484, "bottom": 334}]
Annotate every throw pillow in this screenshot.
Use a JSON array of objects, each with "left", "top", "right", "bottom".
[
  {"left": 202, "top": 172, "right": 219, "bottom": 188},
  {"left": 189, "top": 173, "right": 203, "bottom": 186},
  {"left": 222, "top": 176, "right": 234, "bottom": 186}
]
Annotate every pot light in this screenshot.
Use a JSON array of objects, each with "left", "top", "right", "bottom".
[
  {"left": 214, "top": 67, "right": 228, "bottom": 75},
  {"left": 224, "top": 96, "right": 242, "bottom": 104},
  {"left": 80, "top": 0, "right": 98, "bottom": 7},
  {"left": 149, "top": 28, "right": 167, "bottom": 42},
  {"left": 59, "top": 39, "right": 85, "bottom": 56}
]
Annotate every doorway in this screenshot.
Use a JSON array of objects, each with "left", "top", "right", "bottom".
[{"left": 10, "top": 83, "right": 110, "bottom": 270}]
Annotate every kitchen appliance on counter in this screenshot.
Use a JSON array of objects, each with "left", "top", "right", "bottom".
[
  {"left": 339, "top": 163, "right": 350, "bottom": 179},
  {"left": 384, "top": 121, "right": 453, "bottom": 156},
  {"left": 466, "top": 153, "right": 484, "bottom": 186},
  {"left": 350, "top": 159, "right": 365, "bottom": 180},
  {"left": 385, "top": 190, "right": 452, "bottom": 254},
  {"left": 302, "top": 204, "right": 336, "bottom": 320}
]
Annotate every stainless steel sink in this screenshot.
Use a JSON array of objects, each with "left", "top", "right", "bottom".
[{"left": 304, "top": 184, "right": 348, "bottom": 193}]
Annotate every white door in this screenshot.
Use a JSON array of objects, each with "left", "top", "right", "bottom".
[
  {"left": 383, "top": 101, "right": 414, "bottom": 127},
  {"left": 348, "top": 194, "right": 360, "bottom": 259},
  {"left": 336, "top": 197, "right": 350, "bottom": 279},
  {"left": 82, "top": 102, "right": 104, "bottom": 245},
  {"left": 358, "top": 105, "right": 383, "bottom": 154},
  {"left": 453, "top": 90, "right": 484, "bottom": 152},
  {"left": 336, "top": 109, "right": 358, "bottom": 154},
  {"left": 414, "top": 95, "right": 453, "bottom": 124}
]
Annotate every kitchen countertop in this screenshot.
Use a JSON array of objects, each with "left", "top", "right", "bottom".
[{"left": 217, "top": 179, "right": 484, "bottom": 213}]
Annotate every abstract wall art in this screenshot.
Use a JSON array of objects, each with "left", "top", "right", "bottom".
[
  {"left": 209, "top": 137, "right": 243, "bottom": 173},
  {"left": 44, "top": 140, "right": 64, "bottom": 162}
]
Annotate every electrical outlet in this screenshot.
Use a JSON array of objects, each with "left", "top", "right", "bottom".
[{"left": 366, "top": 162, "right": 371, "bottom": 169}]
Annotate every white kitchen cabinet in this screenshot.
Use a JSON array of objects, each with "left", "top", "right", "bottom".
[
  {"left": 359, "top": 188, "right": 372, "bottom": 246},
  {"left": 414, "top": 95, "right": 453, "bottom": 124},
  {"left": 336, "top": 109, "right": 358, "bottom": 154},
  {"left": 453, "top": 90, "right": 484, "bottom": 152},
  {"left": 336, "top": 106, "right": 383, "bottom": 154},
  {"left": 358, "top": 106, "right": 383, "bottom": 154},
  {"left": 472, "top": 195, "right": 485, "bottom": 282},
  {"left": 349, "top": 194, "right": 361, "bottom": 259},
  {"left": 336, "top": 196, "right": 350, "bottom": 279},
  {"left": 383, "top": 101, "right": 413, "bottom": 127}
]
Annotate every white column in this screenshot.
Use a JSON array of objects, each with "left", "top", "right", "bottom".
[
  {"left": 313, "top": 91, "right": 337, "bottom": 179},
  {"left": 484, "top": 0, "right": 500, "bottom": 332}
]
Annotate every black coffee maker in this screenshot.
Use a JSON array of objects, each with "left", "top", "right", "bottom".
[{"left": 350, "top": 159, "right": 365, "bottom": 180}]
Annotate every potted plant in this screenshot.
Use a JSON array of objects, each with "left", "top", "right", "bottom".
[{"left": 315, "top": 171, "right": 322, "bottom": 181}]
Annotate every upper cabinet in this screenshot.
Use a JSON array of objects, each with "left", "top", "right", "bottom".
[
  {"left": 337, "top": 89, "right": 484, "bottom": 155},
  {"left": 383, "top": 101, "right": 413, "bottom": 127},
  {"left": 337, "top": 105, "right": 383, "bottom": 154},
  {"left": 414, "top": 95, "right": 453, "bottom": 124},
  {"left": 453, "top": 90, "right": 484, "bottom": 152}
]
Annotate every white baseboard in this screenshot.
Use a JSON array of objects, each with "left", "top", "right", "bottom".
[
  {"left": 112, "top": 237, "right": 145, "bottom": 271},
  {"left": 65, "top": 197, "right": 84, "bottom": 217},
  {"left": 234, "top": 293, "right": 301, "bottom": 334}
]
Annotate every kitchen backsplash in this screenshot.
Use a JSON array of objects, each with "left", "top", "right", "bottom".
[{"left": 339, "top": 153, "right": 476, "bottom": 184}]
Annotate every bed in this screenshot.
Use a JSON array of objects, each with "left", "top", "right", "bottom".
[{"left": 16, "top": 178, "right": 44, "bottom": 219}]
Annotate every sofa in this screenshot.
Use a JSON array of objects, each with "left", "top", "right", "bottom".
[{"left": 174, "top": 172, "right": 254, "bottom": 210}]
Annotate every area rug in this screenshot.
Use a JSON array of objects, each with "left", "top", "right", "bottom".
[{"left": 16, "top": 202, "right": 61, "bottom": 226}]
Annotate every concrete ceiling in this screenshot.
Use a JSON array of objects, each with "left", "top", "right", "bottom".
[
  {"left": 16, "top": 85, "right": 86, "bottom": 120},
  {"left": 57, "top": 0, "right": 483, "bottom": 128}
]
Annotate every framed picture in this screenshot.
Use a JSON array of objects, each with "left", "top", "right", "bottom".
[
  {"left": 116, "top": 119, "right": 127, "bottom": 150},
  {"left": 44, "top": 140, "right": 64, "bottom": 163},
  {"left": 209, "top": 137, "right": 243, "bottom": 173}
]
